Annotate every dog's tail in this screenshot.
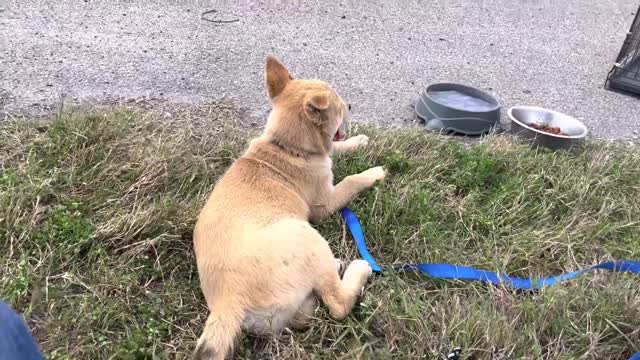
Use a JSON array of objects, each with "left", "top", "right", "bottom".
[{"left": 194, "top": 305, "right": 244, "bottom": 360}]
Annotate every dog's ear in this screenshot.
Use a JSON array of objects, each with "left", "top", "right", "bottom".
[
  {"left": 265, "top": 56, "right": 293, "bottom": 99},
  {"left": 304, "top": 91, "right": 331, "bottom": 114}
]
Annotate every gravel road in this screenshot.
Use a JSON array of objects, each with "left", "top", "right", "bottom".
[{"left": 1, "top": 0, "right": 638, "bottom": 138}]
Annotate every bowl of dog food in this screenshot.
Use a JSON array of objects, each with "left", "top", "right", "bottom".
[
  {"left": 415, "top": 83, "right": 501, "bottom": 135},
  {"left": 507, "top": 106, "right": 588, "bottom": 150}
]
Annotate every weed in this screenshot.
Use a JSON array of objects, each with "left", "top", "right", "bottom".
[{"left": 0, "top": 105, "right": 638, "bottom": 359}]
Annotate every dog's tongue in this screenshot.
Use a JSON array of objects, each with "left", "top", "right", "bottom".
[{"left": 333, "top": 132, "right": 345, "bottom": 141}]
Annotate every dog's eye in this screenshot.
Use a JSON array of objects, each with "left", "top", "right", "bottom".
[{"left": 348, "top": 104, "right": 352, "bottom": 111}]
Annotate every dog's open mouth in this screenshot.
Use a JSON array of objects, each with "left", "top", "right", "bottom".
[{"left": 333, "top": 121, "right": 347, "bottom": 141}]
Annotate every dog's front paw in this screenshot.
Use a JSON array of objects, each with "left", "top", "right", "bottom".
[
  {"left": 351, "top": 134, "right": 369, "bottom": 147},
  {"left": 360, "top": 166, "right": 386, "bottom": 185}
]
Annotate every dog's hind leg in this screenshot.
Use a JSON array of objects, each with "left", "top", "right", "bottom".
[
  {"left": 307, "top": 239, "right": 373, "bottom": 320},
  {"left": 310, "top": 166, "right": 386, "bottom": 224},
  {"left": 315, "top": 259, "right": 372, "bottom": 320},
  {"left": 267, "top": 221, "right": 372, "bottom": 323}
]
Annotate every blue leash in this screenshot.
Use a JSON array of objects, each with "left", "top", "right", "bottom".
[
  {"left": 341, "top": 208, "right": 640, "bottom": 358},
  {"left": 341, "top": 208, "right": 640, "bottom": 288}
]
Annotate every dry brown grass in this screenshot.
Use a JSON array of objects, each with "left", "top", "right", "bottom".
[{"left": 1, "top": 103, "right": 638, "bottom": 359}]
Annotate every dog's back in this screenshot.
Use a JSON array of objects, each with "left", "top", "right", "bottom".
[
  {"left": 193, "top": 139, "right": 319, "bottom": 359},
  {"left": 193, "top": 56, "right": 381, "bottom": 360}
]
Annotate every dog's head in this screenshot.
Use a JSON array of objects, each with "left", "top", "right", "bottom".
[{"left": 263, "top": 56, "right": 350, "bottom": 156}]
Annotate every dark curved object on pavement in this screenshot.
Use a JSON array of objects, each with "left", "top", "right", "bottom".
[{"left": 605, "top": 5, "right": 640, "bottom": 96}]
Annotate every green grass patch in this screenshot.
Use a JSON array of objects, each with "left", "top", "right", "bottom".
[{"left": 1, "top": 104, "right": 639, "bottom": 359}]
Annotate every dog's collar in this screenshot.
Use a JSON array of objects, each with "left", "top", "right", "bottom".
[{"left": 269, "top": 137, "right": 319, "bottom": 159}]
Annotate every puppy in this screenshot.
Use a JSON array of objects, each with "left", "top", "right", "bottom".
[{"left": 193, "top": 56, "right": 386, "bottom": 360}]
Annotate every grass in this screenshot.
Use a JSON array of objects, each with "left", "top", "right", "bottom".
[{"left": 1, "top": 103, "right": 639, "bottom": 360}]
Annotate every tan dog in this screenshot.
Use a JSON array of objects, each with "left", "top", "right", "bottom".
[{"left": 193, "top": 56, "right": 386, "bottom": 360}]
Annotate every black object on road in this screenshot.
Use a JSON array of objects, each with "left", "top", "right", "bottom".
[{"left": 606, "top": 5, "right": 640, "bottom": 96}]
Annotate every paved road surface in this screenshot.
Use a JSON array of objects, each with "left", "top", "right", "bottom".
[{"left": 1, "top": 0, "right": 639, "bottom": 138}]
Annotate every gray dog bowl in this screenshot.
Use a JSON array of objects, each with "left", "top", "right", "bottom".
[
  {"left": 508, "top": 106, "right": 588, "bottom": 150},
  {"left": 415, "top": 83, "right": 500, "bottom": 135}
]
